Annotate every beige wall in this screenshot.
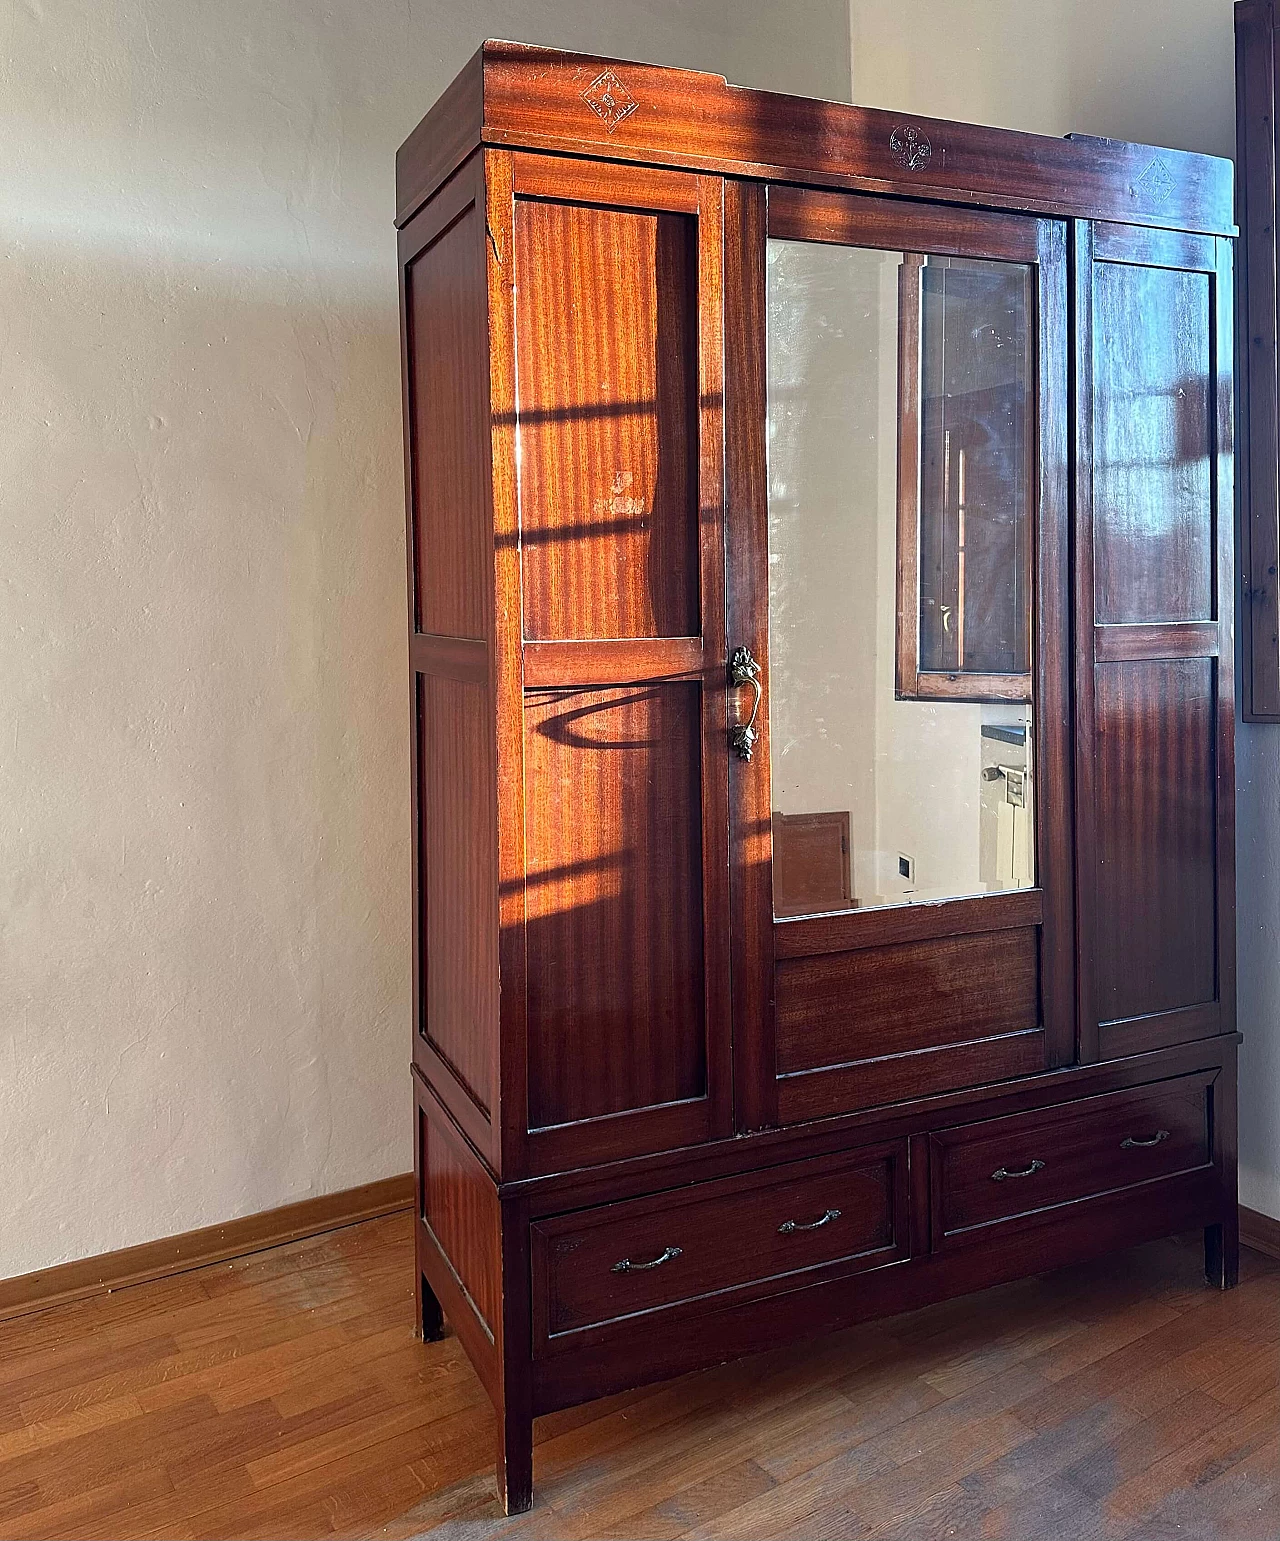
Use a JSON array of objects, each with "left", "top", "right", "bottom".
[
  {"left": 6, "top": 0, "right": 1266, "bottom": 1285},
  {"left": 852, "top": 0, "right": 1280, "bottom": 1222},
  {"left": 850, "top": 0, "right": 1234, "bottom": 157},
  {"left": 0, "top": 0, "right": 850, "bottom": 1281}
]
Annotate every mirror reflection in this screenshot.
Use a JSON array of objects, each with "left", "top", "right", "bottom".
[{"left": 767, "top": 238, "right": 1036, "bottom": 918}]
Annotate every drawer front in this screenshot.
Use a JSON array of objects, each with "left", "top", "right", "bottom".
[
  {"left": 532, "top": 1141, "right": 909, "bottom": 1345},
  {"left": 932, "top": 1073, "right": 1214, "bottom": 1243}
]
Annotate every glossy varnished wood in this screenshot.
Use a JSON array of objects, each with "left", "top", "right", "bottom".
[
  {"left": 0, "top": 1215, "right": 1274, "bottom": 1541},
  {"left": 400, "top": 155, "right": 493, "bottom": 641},
  {"left": 528, "top": 1164, "right": 1223, "bottom": 1420},
  {"left": 399, "top": 151, "right": 506, "bottom": 1174},
  {"left": 773, "top": 888, "right": 1043, "bottom": 959},
  {"left": 397, "top": 48, "right": 1237, "bottom": 1513},
  {"left": 512, "top": 177, "right": 700, "bottom": 640},
  {"left": 396, "top": 43, "right": 1236, "bottom": 237},
  {"left": 723, "top": 177, "right": 776, "bottom": 1136},
  {"left": 737, "top": 194, "right": 1074, "bottom": 1127},
  {"left": 416, "top": 674, "right": 500, "bottom": 1133},
  {"left": 521, "top": 682, "right": 707, "bottom": 1130},
  {"left": 418, "top": 1094, "right": 502, "bottom": 1334},
  {"left": 774, "top": 929, "right": 1040, "bottom": 1077},
  {"left": 1092, "top": 659, "right": 1218, "bottom": 1027},
  {"left": 493, "top": 153, "right": 732, "bottom": 1179},
  {"left": 530, "top": 1143, "right": 907, "bottom": 1347},
  {"left": 1074, "top": 220, "right": 1234, "bottom": 1064},
  {"left": 777, "top": 1031, "right": 1050, "bottom": 1126},
  {"left": 521, "top": 636, "right": 703, "bottom": 688},
  {"left": 930, "top": 1072, "right": 1216, "bottom": 1245},
  {"left": 767, "top": 184, "right": 1043, "bottom": 261},
  {"left": 414, "top": 1074, "right": 501, "bottom": 1405},
  {"left": 509, "top": 1037, "right": 1240, "bottom": 1218}
]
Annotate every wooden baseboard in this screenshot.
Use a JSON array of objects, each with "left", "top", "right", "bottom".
[
  {"left": 0, "top": 1173, "right": 414, "bottom": 1324},
  {"left": 1241, "top": 1203, "right": 1280, "bottom": 1262},
  {"left": 4, "top": 1183, "right": 1271, "bottom": 1326}
]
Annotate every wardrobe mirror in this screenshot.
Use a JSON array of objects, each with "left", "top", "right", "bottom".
[{"left": 766, "top": 237, "right": 1036, "bottom": 918}]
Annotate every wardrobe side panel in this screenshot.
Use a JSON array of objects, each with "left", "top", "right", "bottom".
[
  {"left": 401, "top": 158, "right": 503, "bottom": 1167},
  {"left": 406, "top": 180, "right": 492, "bottom": 640},
  {"left": 417, "top": 675, "right": 500, "bottom": 1121}
]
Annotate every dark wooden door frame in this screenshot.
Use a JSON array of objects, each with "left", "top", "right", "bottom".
[{"left": 725, "top": 186, "right": 1073, "bottom": 1132}]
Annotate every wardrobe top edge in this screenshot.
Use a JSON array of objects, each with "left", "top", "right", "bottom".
[{"left": 393, "top": 41, "right": 1236, "bottom": 239}]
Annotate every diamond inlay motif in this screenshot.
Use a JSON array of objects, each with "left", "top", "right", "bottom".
[
  {"left": 582, "top": 69, "right": 638, "bottom": 132},
  {"left": 1131, "top": 158, "right": 1175, "bottom": 206}
]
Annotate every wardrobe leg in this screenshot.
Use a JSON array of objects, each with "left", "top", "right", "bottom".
[
  {"left": 1205, "top": 1219, "right": 1239, "bottom": 1291},
  {"left": 497, "top": 1403, "right": 534, "bottom": 1515},
  {"left": 419, "top": 1272, "right": 446, "bottom": 1342}
]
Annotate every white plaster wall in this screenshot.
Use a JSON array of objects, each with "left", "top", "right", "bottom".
[
  {"left": 851, "top": 0, "right": 1280, "bottom": 1220},
  {"left": 0, "top": 0, "right": 851, "bottom": 1281}
]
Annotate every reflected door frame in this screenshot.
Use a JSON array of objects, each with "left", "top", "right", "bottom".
[{"left": 724, "top": 185, "right": 1074, "bottom": 1133}]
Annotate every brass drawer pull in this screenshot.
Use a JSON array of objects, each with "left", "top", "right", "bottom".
[
  {"left": 611, "top": 1245, "right": 682, "bottom": 1274},
  {"left": 1121, "top": 1129, "right": 1170, "bottom": 1150},
  {"left": 991, "top": 1158, "right": 1045, "bottom": 1182},
  {"left": 778, "top": 1207, "right": 841, "bottom": 1234}
]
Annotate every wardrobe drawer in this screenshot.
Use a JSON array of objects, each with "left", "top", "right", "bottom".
[
  {"left": 932, "top": 1073, "right": 1214, "bottom": 1245},
  {"left": 531, "top": 1141, "right": 909, "bottom": 1346}
]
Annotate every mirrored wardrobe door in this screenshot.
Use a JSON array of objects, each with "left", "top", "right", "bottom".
[{"left": 725, "top": 187, "right": 1073, "bottom": 1132}]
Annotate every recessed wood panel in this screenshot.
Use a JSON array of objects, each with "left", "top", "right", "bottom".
[
  {"left": 775, "top": 929, "right": 1040, "bottom": 1075},
  {"left": 532, "top": 1144, "right": 904, "bottom": 1344},
  {"left": 514, "top": 198, "right": 699, "bottom": 640},
  {"left": 777, "top": 1031, "right": 1047, "bottom": 1124},
  {"left": 418, "top": 675, "right": 499, "bottom": 1117},
  {"left": 524, "top": 683, "right": 707, "bottom": 1128},
  {"left": 420, "top": 1102, "right": 501, "bottom": 1331},
  {"left": 1092, "top": 658, "right": 1217, "bottom": 1025},
  {"left": 932, "top": 1075, "right": 1211, "bottom": 1243},
  {"left": 1092, "top": 262, "right": 1214, "bottom": 624},
  {"left": 406, "top": 197, "right": 491, "bottom": 639}
]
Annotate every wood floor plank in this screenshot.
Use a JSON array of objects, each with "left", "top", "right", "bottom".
[{"left": 0, "top": 1216, "right": 1276, "bottom": 1539}]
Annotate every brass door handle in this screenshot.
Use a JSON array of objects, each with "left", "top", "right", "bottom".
[
  {"left": 991, "top": 1158, "right": 1045, "bottom": 1182},
  {"left": 611, "top": 1245, "right": 682, "bottom": 1274},
  {"left": 729, "top": 646, "right": 762, "bottom": 761},
  {"left": 778, "top": 1208, "right": 841, "bottom": 1234},
  {"left": 1121, "top": 1129, "right": 1170, "bottom": 1150}
]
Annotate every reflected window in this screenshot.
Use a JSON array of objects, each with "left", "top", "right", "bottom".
[
  {"left": 766, "top": 238, "right": 1036, "bottom": 918},
  {"left": 899, "top": 257, "right": 1034, "bottom": 698}
]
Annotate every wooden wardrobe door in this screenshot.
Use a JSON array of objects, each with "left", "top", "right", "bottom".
[
  {"left": 726, "top": 186, "right": 1072, "bottom": 1132},
  {"left": 1074, "top": 223, "right": 1235, "bottom": 1062},
  {"left": 491, "top": 154, "right": 731, "bottom": 1173}
]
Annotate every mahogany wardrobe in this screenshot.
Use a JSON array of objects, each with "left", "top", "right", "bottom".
[{"left": 395, "top": 44, "right": 1239, "bottom": 1512}]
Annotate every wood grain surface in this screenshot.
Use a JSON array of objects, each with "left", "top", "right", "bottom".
[
  {"left": 513, "top": 197, "right": 699, "bottom": 641},
  {"left": 395, "top": 43, "right": 1236, "bottom": 237},
  {"left": 522, "top": 683, "right": 707, "bottom": 1131},
  {"left": 394, "top": 46, "right": 1238, "bottom": 1515},
  {"left": 1, "top": 1212, "right": 1276, "bottom": 1540}
]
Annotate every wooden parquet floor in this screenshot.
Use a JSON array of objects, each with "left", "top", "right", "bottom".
[{"left": 1, "top": 1212, "right": 1277, "bottom": 1540}]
